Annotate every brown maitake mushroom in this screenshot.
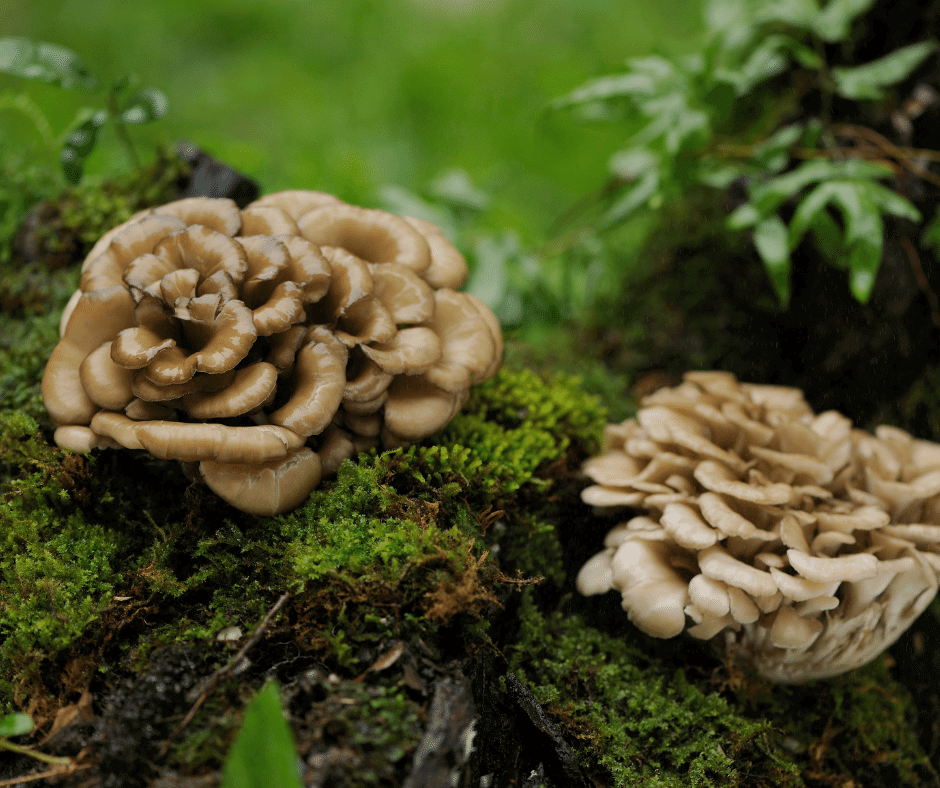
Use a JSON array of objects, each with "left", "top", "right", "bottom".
[
  {"left": 577, "top": 371, "right": 940, "bottom": 683},
  {"left": 42, "top": 193, "right": 502, "bottom": 516}
]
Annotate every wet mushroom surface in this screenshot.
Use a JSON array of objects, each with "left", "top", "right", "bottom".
[{"left": 41, "top": 192, "right": 503, "bottom": 515}]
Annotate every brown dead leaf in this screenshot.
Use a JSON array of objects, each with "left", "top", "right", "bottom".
[
  {"left": 41, "top": 690, "right": 94, "bottom": 744},
  {"left": 353, "top": 641, "right": 405, "bottom": 683}
]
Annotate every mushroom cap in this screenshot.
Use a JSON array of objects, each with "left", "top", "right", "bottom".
[
  {"left": 154, "top": 196, "right": 242, "bottom": 236},
  {"left": 576, "top": 548, "right": 616, "bottom": 597},
  {"left": 298, "top": 204, "right": 431, "bottom": 273},
  {"left": 382, "top": 375, "right": 466, "bottom": 443},
  {"left": 182, "top": 362, "right": 278, "bottom": 419},
  {"left": 249, "top": 190, "right": 343, "bottom": 220},
  {"left": 239, "top": 205, "right": 300, "bottom": 237},
  {"left": 420, "top": 289, "right": 499, "bottom": 392},
  {"left": 53, "top": 425, "right": 120, "bottom": 453},
  {"left": 317, "top": 424, "right": 359, "bottom": 477},
  {"left": 269, "top": 339, "right": 347, "bottom": 438},
  {"left": 610, "top": 539, "right": 689, "bottom": 639},
  {"left": 89, "top": 411, "right": 146, "bottom": 450},
  {"left": 42, "top": 189, "right": 503, "bottom": 516},
  {"left": 42, "top": 286, "right": 137, "bottom": 425},
  {"left": 81, "top": 214, "right": 187, "bottom": 292},
  {"left": 79, "top": 341, "right": 136, "bottom": 411},
  {"left": 200, "top": 448, "right": 322, "bottom": 516},
  {"left": 402, "top": 216, "right": 468, "bottom": 289},
  {"left": 577, "top": 370, "right": 940, "bottom": 682},
  {"left": 360, "top": 327, "right": 442, "bottom": 375},
  {"left": 135, "top": 421, "right": 304, "bottom": 463}
]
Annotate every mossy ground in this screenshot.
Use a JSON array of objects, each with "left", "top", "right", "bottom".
[{"left": 2, "top": 163, "right": 940, "bottom": 787}]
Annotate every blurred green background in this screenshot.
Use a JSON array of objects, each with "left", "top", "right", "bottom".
[{"left": 2, "top": 0, "right": 703, "bottom": 242}]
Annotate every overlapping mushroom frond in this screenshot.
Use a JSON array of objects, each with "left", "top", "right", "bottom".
[
  {"left": 577, "top": 371, "right": 940, "bottom": 683},
  {"left": 43, "top": 192, "right": 502, "bottom": 515}
]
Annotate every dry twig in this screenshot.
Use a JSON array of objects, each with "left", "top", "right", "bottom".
[{"left": 157, "top": 592, "right": 291, "bottom": 758}]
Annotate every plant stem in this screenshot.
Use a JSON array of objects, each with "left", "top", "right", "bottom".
[
  {"left": 812, "top": 36, "right": 840, "bottom": 153},
  {"left": 0, "top": 737, "right": 73, "bottom": 766},
  {"left": 107, "top": 90, "right": 140, "bottom": 170}
]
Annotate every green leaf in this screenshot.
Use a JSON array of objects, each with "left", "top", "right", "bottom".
[
  {"left": 0, "top": 37, "right": 99, "bottom": 91},
  {"left": 810, "top": 183, "right": 885, "bottom": 301},
  {"left": 847, "top": 207, "right": 883, "bottom": 302},
  {"left": 0, "top": 713, "right": 34, "bottom": 737},
  {"left": 802, "top": 118, "right": 825, "bottom": 148},
  {"left": 832, "top": 40, "right": 937, "bottom": 100},
  {"left": 828, "top": 182, "right": 881, "bottom": 248},
  {"left": 636, "top": 93, "right": 710, "bottom": 155},
  {"left": 812, "top": 0, "right": 877, "bottom": 41},
  {"left": 752, "top": 123, "right": 803, "bottom": 173},
  {"left": 726, "top": 203, "right": 761, "bottom": 230},
  {"left": 221, "top": 681, "right": 302, "bottom": 788},
  {"left": 809, "top": 207, "right": 845, "bottom": 267},
  {"left": 752, "top": 215, "right": 792, "bottom": 305},
  {"left": 788, "top": 181, "right": 841, "bottom": 249},
  {"left": 857, "top": 180, "right": 920, "bottom": 221},
  {"left": 627, "top": 55, "right": 676, "bottom": 80},
  {"left": 788, "top": 177, "right": 911, "bottom": 250},
  {"left": 830, "top": 159, "right": 897, "bottom": 180},
  {"left": 749, "top": 160, "right": 838, "bottom": 215},
  {"left": 467, "top": 232, "right": 514, "bottom": 308},
  {"left": 427, "top": 168, "right": 489, "bottom": 212},
  {"left": 749, "top": 159, "right": 893, "bottom": 215},
  {"left": 608, "top": 148, "right": 656, "bottom": 179},
  {"left": 784, "top": 38, "right": 824, "bottom": 68},
  {"left": 756, "top": 0, "right": 821, "bottom": 29},
  {"left": 756, "top": 123, "right": 805, "bottom": 154},
  {"left": 922, "top": 207, "right": 940, "bottom": 252},
  {"left": 697, "top": 162, "right": 745, "bottom": 188},
  {"left": 730, "top": 35, "right": 792, "bottom": 93},
  {"left": 60, "top": 109, "right": 108, "bottom": 183},
  {"left": 119, "top": 87, "right": 168, "bottom": 125},
  {"left": 551, "top": 72, "right": 657, "bottom": 109},
  {"left": 600, "top": 169, "right": 660, "bottom": 227}
]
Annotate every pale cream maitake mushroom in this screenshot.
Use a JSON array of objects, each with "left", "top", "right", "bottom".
[
  {"left": 577, "top": 371, "right": 940, "bottom": 683},
  {"left": 42, "top": 191, "right": 502, "bottom": 516}
]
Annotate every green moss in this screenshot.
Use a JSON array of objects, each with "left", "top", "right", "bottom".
[
  {"left": 0, "top": 435, "right": 123, "bottom": 712},
  {"left": 0, "top": 364, "right": 597, "bottom": 713},
  {"left": 0, "top": 332, "right": 935, "bottom": 785},
  {"left": 449, "top": 366, "right": 607, "bottom": 462},
  {"left": 278, "top": 367, "right": 603, "bottom": 596},
  {"left": 0, "top": 305, "right": 66, "bottom": 421},
  {"left": 509, "top": 593, "right": 801, "bottom": 787},
  {"left": 171, "top": 689, "right": 242, "bottom": 773},
  {"left": 745, "top": 657, "right": 939, "bottom": 787},
  {"left": 0, "top": 144, "right": 186, "bottom": 317},
  {"left": 330, "top": 682, "right": 423, "bottom": 782},
  {"left": 283, "top": 677, "right": 423, "bottom": 786},
  {"left": 284, "top": 459, "right": 425, "bottom": 584},
  {"left": 0, "top": 412, "right": 61, "bottom": 477},
  {"left": 0, "top": 143, "right": 62, "bottom": 267},
  {"left": 503, "top": 333, "right": 637, "bottom": 423}
]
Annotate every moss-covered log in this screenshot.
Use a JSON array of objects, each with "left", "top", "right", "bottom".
[{"left": 3, "top": 152, "right": 940, "bottom": 786}]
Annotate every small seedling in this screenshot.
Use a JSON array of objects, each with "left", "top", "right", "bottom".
[
  {"left": 220, "top": 681, "right": 302, "bottom": 788},
  {"left": 0, "top": 37, "right": 168, "bottom": 183},
  {"left": 0, "top": 712, "right": 71, "bottom": 765}
]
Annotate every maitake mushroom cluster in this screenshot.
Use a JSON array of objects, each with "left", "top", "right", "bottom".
[
  {"left": 577, "top": 371, "right": 940, "bottom": 683},
  {"left": 42, "top": 191, "right": 501, "bottom": 515}
]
